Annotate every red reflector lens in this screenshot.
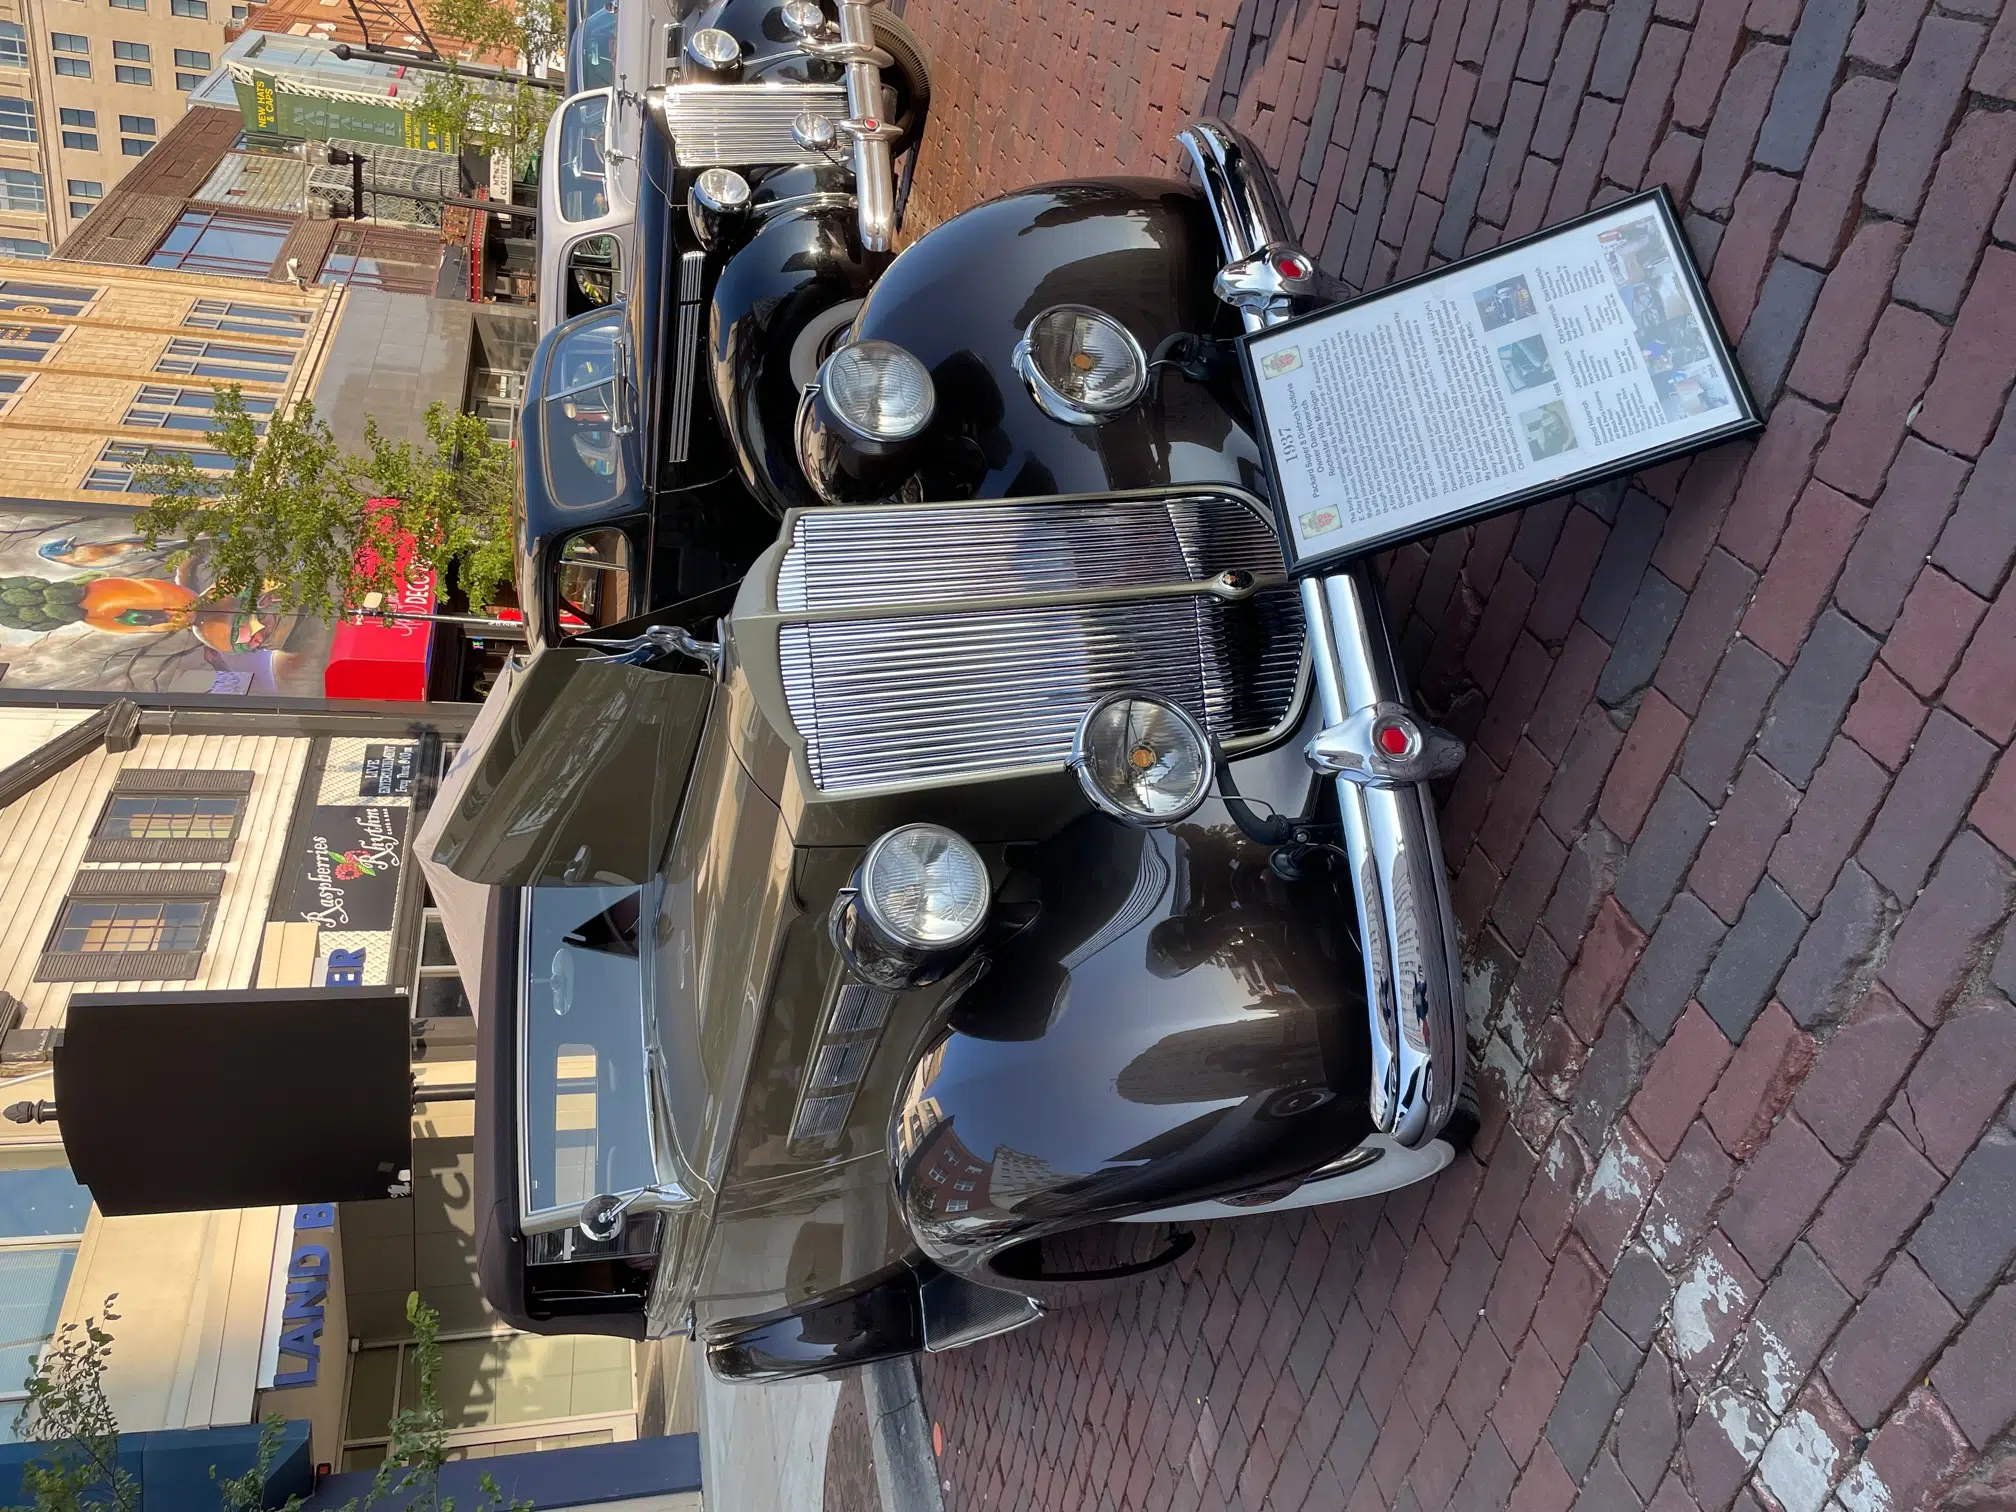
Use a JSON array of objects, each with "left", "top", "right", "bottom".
[
  {"left": 1376, "top": 723, "right": 1411, "bottom": 756},
  {"left": 1275, "top": 255, "right": 1307, "bottom": 279}
]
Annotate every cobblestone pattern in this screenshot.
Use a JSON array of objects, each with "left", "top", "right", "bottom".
[{"left": 892, "top": 0, "right": 2016, "bottom": 1508}]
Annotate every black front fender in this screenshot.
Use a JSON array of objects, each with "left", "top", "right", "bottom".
[
  {"left": 710, "top": 198, "right": 889, "bottom": 516},
  {"left": 846, "top": 178, "right": 1267, "bottom": 501},
  {"left": 888, "top": 812, "right": 1374, "bottom": 1278}
]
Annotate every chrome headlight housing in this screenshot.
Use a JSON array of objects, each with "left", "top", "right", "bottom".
[
  {"left": 1014, "top": 304, "right": 1149, "bottom": 425},
  {"left": 1071, "top": 692, "right": 1214, "bottom": 825},
  {"left": 686, "top": 26, "right": 742, "bottom": 70},
  {"left": 832, "top": 824, "right": 991, "bottom": 987},
  {"left": 818, "top": 340, "right": 935, "bottom": 443}
]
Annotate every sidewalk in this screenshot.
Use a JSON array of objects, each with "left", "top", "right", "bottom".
[{"left": 895, "top": 0, "right": 2016, "bottom": 1508}]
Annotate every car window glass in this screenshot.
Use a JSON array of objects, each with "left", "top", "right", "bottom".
[
  {"left": 520, "top": 885, "right": 660, "bottom": 1219},
  {"left": 542, "top": 312, "right": 627, "bottom": 509},
  {"left": 564, "top": 234, "right": 619, "bottom": 320},
  {"left": 556, "top": 95, "right": 610, "bottom": 223},
  {"left": 552, "top": 527, "right": 633, "bottom": 635},
  {"left": 568, "top": 8, "right": 616, "bottom": 92}
]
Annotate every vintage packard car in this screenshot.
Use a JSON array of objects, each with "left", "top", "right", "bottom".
[
  {"left": 539, "top": 0, "right": 929, "bottom": 336},
  {"left": 518, "top": 0, "right": 930, "bottom": 647},
  {"left": 440, "top": 116, "right": 1472, "bottom": 1379}
]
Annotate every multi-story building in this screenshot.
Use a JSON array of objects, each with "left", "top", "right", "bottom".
[
  {"left": 0, "top": 0, "right": 232, "bottom": 256},
  {"left": 0, "top": 702, "right": 700, "bottom": 1481},
  {"left": 0, "top": 103, "right": 536, "bottom": 701}
]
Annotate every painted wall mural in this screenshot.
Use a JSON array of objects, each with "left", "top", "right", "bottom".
[{"left": 0, "top": 507, "right": 336, "bottom": 696}]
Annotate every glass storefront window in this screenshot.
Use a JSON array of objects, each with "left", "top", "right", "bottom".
[{"left": 0, "top": 1154, "right": 92, "bottom": 1441}]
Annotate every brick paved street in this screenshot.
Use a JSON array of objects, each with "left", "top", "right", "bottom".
[{"left": 887, "top": 0, "right": 2016, "bottom": 1508}]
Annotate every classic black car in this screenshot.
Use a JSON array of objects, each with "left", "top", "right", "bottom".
[
  {"left": 517, "top": 0, "right": 929, "bottom": 647},
  {"left": 447, "top": 118, "right": 1474, "bottom": 1378}
]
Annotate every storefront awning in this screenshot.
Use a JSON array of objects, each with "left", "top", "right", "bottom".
[
  {"left": 323, "top": 522, "right": 436, "bottom": 700},
  {"left": 412, "top": 656, "right": 520, "bottom": 1020}
]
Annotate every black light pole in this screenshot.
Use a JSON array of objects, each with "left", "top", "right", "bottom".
[{"left": 331, "top": 40, "right": 563, "bottom": 92}]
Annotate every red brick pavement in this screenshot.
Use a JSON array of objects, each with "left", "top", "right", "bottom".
[{"left": 890, "top": 0, "right": 2016, "bottom": 1508}]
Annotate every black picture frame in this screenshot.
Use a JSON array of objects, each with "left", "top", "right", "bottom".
[{"left": 1237, "top": 187, "right": 1764, "bottom": 577}]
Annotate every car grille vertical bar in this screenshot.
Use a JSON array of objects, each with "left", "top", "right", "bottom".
[
  {"left": 666, "top": 251, "right": 704, "bottom": 467},
  {"left": 773, "top": 494, "right": 1306, "bottom": 794}
]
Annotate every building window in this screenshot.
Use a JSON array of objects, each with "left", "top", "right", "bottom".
[
  {"left": 113, "top": 40, "right": 149, "bottom": 59},
  {"left": 148, "top": 206, "right": 288, "bottom": 277},
  {"left": 125, "top": 383, "right": 272, "bottom": 432},
  {"left": 60, "top": 108, "right": 96, "bottom": 151},
  {"left": 413, "top": 902, "right": 471, "bottom": 1019},
  {"left": 230, "top": 3, "right": 246, "bottom": 17},
  {"left": 119, "top": 113, "right": 154, "bottom": 134},
  {"left": 121, "top": 136, "right": 150, "bottom": 155},
  {"left": 0, "top": 279, "right": 97, "bottom": 315},
  {"left": 0, "top": 96, "right": 33, "bottom": 142},
  {"left": 84, "top": 771, "right": 252, "bottom": 862},
  {"left": 85, "top": 438, "right": 234, "bottom": 490},
  {"left": 114, "top": 64, "right": 150, "bottom": 84},
  {"left": 156, "top": 337, "right": 293, "bottom": 383},
  {"left": 34, "top": 869, "right": 223, "bottom": 981},
  {"left": 0, "top": 22, "right": 24, "bottom": 69},
  {"left": 69, "top": 201, "right": 93, "bottom": 218},
  {"left": 0, "top": 239, "right": 49, "bottom": 259},
  {"left": 172, "top": 0, "right": 208, "bottom": 13},
  {"left": 175, "top": 72, "right": 199, "bottom": 89},
  {"left": 174, "top": 47, "right": 209, "bottom": 67},
  {"left": 0, "top": 373, "right": 25, "bottom": 414},
  {"left": 318, "top": 224, "right": 443, "bottom": 295},
  {"left": 52, "top": 32, "right": 89, "bottom": 52},
  {"left": 0, "top": 169, "right": 45, "bottom": 214},
  {"left": 0, "top": 1150, "right": 90, "bottom": 1428},
  {"left": 185, "top": 298, "right": 309, "bottom": 338},
  {"left": 109, "top": 0, "right": 147, "bottom": 9},
  {"left": 66, "top": 179, "right": 102, "bottom": 199},
  {"left": 55, "top": 56, "right": 91, "bottom": 76},
  {"left": 0, "top": 325, "right": 61, "bottom": 362}
]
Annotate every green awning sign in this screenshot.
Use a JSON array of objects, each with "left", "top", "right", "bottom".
[{"left": 234, "top": 70, "right": 456, "bottom": 151}]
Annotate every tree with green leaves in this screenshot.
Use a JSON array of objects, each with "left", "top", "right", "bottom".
[
  {"left": 9, "top": 1294, "right": 524, "bottom": 1512},
  {"left": 406, "top": 0, "right": 565, "bottom": 179},
  {"left": 129, "top": 387, "right": 517, "bottom": 624}
]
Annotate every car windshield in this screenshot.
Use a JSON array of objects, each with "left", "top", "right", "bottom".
[
  {"left": 567, "top": 8, "right": 616, "bottom": 92},
  {"left": 519, "top": 885, "right": 661, "bottom": 1224},
  {"left": 566, "top": 0, "right": 612, "bottom": 34},
  {"left": 541, "top": 311, "right": 627, "bottom": 510},
  {"left": 556, "top": 95, "right": 611, "bottom": 223}
]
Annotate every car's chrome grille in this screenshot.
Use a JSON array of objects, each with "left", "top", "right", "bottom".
[
  {"left": 775, "top": 494, "right": 1305, "bottom": 794},
  {"left": 658, "top": 83, "right": 849, "bottom": 168}
]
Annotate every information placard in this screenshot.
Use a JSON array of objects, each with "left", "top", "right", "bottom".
[{"left": 1241, "top": 189, "right": 1761, "bottom": 573}]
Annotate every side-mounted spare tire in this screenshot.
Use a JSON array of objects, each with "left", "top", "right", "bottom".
[{"left": 871, "top": 5, "right": 931, "bottom": 156}]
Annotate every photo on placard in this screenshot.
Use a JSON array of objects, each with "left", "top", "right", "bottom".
[
  {"left": 1473, "top": 276, "right": 1536, "bottom": 330},
  {"left": 1497, "top": 335, "right": 1555, "bottom": 392},
  {"left": 1519, "top": 400, "right": 1578, "bottom": 461}
]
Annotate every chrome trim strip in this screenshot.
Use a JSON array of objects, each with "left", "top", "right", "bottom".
[{"left": 1179, "top": 118, "right": 1465, "bottom": 1150}]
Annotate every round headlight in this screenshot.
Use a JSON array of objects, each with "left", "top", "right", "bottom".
[
  {"left": 819, "top": 340, "right": 935, "bottom": 442},
  {"left": 687, "top": 26, "right": 742, "bottom": 68},
  {"left": 693, "top": 166, "right": 750, "bottom": 212},
  {"left": 859, "top": 824, "right": 990, "bottom": 949},
  {"left": 1016, "top": 305, "right": 1149, "bottom": 424},
  {"left": 1072, "top": 693, "right": 1214, "bottom": 825}
]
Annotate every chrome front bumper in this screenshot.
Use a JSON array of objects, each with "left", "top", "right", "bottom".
[{"left": 1179, "top": 120, "right": 1467, "bottom": 1149}]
